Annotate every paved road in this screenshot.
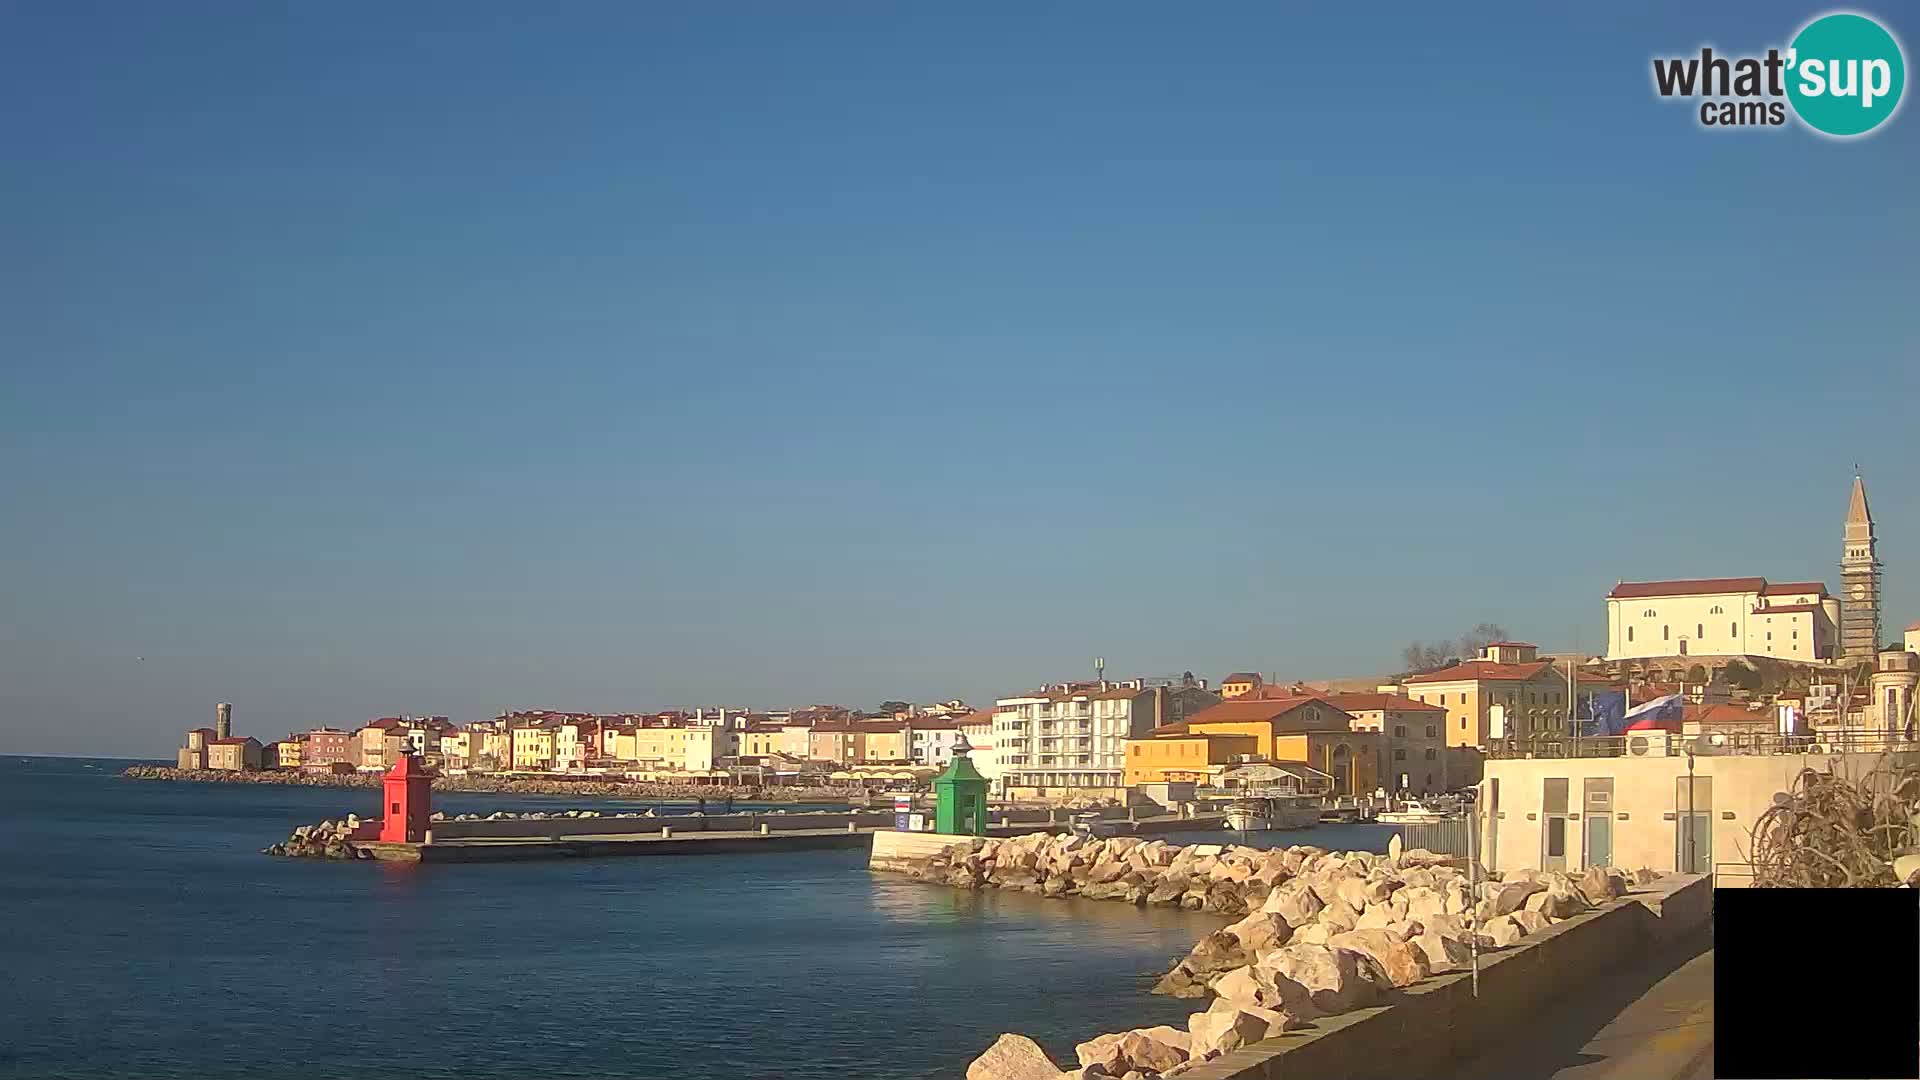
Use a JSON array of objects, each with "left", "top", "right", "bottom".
[{"left": 1440, "top": 931, "right": 1715, "bottom": 1080}]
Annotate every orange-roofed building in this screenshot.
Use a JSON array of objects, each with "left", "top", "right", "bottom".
[
  {"left": 1318, "top": 692, "right": 1448, "bottom": 795},
  {"left": 1137, "top": 695, "right": 1376, "bottom": 796},
  {"left": 1219, "top": 673, "right": 1264, "bottom": 700},
  {"left": 1397, "top": 642, "right": 1569, "bottom": 748}
]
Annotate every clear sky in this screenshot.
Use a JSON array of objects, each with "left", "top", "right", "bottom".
[{"left": 3, "top": 2, "right": 1915, "bottom": 756}]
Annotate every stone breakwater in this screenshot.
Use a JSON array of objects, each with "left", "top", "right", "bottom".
[
  {"left": 123, "top": 765, "right": 850, "bottom": 803},
  {"left": 873, "top": 831, "right": 1663, "bottom": 1080},
  {"left": 264, "top": 806, "right": 872, "bottom": 858}
]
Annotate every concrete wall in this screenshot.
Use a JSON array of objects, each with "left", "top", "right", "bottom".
[
  {"left": 432, "top": 805, "right": 1098, "bottom": 841},
  {"left": 1181, "top": 874, "right": 1712, "bottom": 1080},
  {"left": 1482, "top": 750, "right": 1917, "bottom": 884}
]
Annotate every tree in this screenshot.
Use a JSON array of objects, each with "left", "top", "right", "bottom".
[
  {"left": 1399, "top": 622, "right": 1511, "bottom": 676},
  {"left": 1455, "top": 622, "right": 1511, "bottom": 661}
]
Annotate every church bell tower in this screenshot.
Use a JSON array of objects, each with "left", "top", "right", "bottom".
[{"left": 1841, "top": 472, "right": 1881, "bottom": 659}]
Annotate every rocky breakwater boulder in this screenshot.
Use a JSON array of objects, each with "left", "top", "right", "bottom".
[
  {"left": 962, "top": 842, "right": 1661, "bottom": 1080},
  {"left": 262, "top": 817, "right": 374, "bottom": 860}
]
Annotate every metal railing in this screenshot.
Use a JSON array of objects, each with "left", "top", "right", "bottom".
[{"left": 1485, "top": 732, "right": 1919, "bottom": 760}]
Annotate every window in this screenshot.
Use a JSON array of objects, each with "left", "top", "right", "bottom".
[
  {"left": 1458, "top": 693, "right": 1466, "bottom": 705},
  {"left": 1393, "top": 725, "right": 1408, "bottom": 738},
  {"left": 1643, "top": 608, "right": 1656, "bottom": 617},
  {"left": 1709, "top": 605, "right": 1723, "bottom": 615},
  {"left": 1425, "top": 725, "right": 1437, "bottom": 738},
  {"left": 1696, "top": 624, "right": 1704, "bottom": 638},
  {"left": 1460, "top": 717, "right": 1467, "bottom": 730},
  {"left": 1663, "top": 625, "right": 1670, "bottom": 641},
  {"left": 1628, "top": 627, "right": 1634, "bottom": 642},
  {"left": 1393, "top": 749, "right": 1407, "bottom": 760},
  {"left": 1792, "top": 630, "right": 1799, "bottom": 640},
  {"left": 1424, "top": 749, "right": 1438, "bottom": 760},
  {"left": 1731, "top": 622, "right": 1737, "bottom": 637}
]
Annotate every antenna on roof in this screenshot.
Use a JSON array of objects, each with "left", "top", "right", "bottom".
[{"left": 1095, "top": 656, "right": 1105, "bottom": 682}]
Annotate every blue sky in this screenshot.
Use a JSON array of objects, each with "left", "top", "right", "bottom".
[{"left": 3, "top": 2, "right": 1915, "bottom": 755}]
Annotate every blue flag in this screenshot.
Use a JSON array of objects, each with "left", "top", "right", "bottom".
[{"left": 1575, "top": 691, "right": 1627, "bottom": 737}]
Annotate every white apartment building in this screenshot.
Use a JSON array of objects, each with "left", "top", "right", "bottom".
[
  {"left": 908, "top": 718, "right": 967, "bottom": 767},
  {"left": 994, "top": 680, "right": 1218, "bottom": 796},
  {"left": 1605, "top": 578, "right": 1840, "bottom": 662}
]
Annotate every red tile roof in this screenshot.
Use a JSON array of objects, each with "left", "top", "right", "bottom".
[
  {"left": 907, "top": 716, "right": 969, "bottom": 731},
  {"left": 1158, "top": 695, "right": 1344, "bottom": 733},
  {"left": 209, "top": 737, "right": 258, "bottom": 746},
  {"left": 1221, "top": 673, "right": 1263, "bottom": 684},
  {"left": 1761, "top": 582, "right": 1828, "bottom": 596},
  {"left": 1684, "top": 704, "right": 1775, "bottom": 726},
  {"left": 1319, "top": 692, "right": 1444, "bottom": 713},
  {"left": 1404, "top": 660, "right": 1556, "bottom": 684},
  {"left": 1609, "top": 577, "right": 1768, "bottom": 599}
]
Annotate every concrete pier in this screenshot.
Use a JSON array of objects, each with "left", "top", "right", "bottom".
[{"left": 348, "top": 810, "right": 1225, "bottom": 864}]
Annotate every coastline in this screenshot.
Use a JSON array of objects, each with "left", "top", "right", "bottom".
[{"left": 119, "top": 764, "right": 855, "bottom": 804}]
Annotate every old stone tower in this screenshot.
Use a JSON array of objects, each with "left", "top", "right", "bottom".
[{"left": 1841, "top": 472, "right": 1882, "bottom": 658}]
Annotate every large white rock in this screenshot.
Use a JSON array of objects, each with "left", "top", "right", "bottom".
[
  {"left": 1483, "top": 915, "right": 1526, "bottom": 948},
  {"left": 1290, "top": 922, "right": 1335, "bottom": 945},
  {"left": 1261, "top": 881, "right": 1325, "bottom": 927},
  {"left": 1511, "top": 909, "right": 1552, "bottom": 935},
  {"left": 1115, "top": 1027, "right": 1190, "bottom": 1074},
  {"left": 1328, "top": 929, "right": 1431, "bottom": 988},
  {"left": 1483, "top": 880, "right": 1544, "bottom": 916},
  {"left": 1188, "top": 1007, "right": 1287, "bottom": 1056},
  {"left": 1412, "top": 931, "right": 1476, "bottom": 973},
  {"left": 1257, "top": 943, "right": 1375, "bottom": 1015},
  {"left": 1318, "top": 899, "right": 1362, "bottom": 932},
  {"left": 966, "top": 1034, "right": 1062, "bottom": 1080},
  {"left": 1354, "top": 903, "right": 1397, "bottom": 931},
  {"left": 1224, "top": 911, "right": 1293, "bottom": 955},
  {"left": 1336, "top": 875, "right": 1372, "bottom": 912},
  {"left": 1074, "top": 1032, "right": 1127, "bottom": 1073}
]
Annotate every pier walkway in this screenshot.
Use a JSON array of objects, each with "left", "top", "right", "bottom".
[
  {"left": 1439, "top": 930, "right": 1714, "bottom": 1080},
  {"left": 362, "top": 812, "right": 1227, "bottom": 863}
]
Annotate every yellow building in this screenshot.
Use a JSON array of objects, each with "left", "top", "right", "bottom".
[
  {"left": 1122, "top": 732, "right": 1260, "bottom": 786},
  {"left": 856, "top": 722, "right": 910, "bottom": 763},
  {"left": 207, "top": 737, "right": 263, "bottom": 771},
  {"left": 275, "top": 739, "right": 304, "bottom": 769},
  {"left": 1134, "top": 695, "right": 1378, "bottom": 796},
  {"left": 739, "top": 726, "right": 785, "bottom": 757},
  {"left": 1218, "top": 673, "right": 1264, "bottom": 700},
  {"left": 610, "top": 726, "right": 718, "bottom": 773},
  {"left": 511, "top": 726, "right": 556, "bottom": 770},
  {"left": 1399, "top": 642, "right": 1571, "bottom": 748}
]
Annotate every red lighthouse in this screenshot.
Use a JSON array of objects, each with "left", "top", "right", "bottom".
[{"left": 377, "top": 753, "right": 433, "bottom": 843}]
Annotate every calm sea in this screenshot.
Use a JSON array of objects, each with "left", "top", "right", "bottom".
[{"left": 0, "top": 755, "right": 1394, "bottom": 1080}]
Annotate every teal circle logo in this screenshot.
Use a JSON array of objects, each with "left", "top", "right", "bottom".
[{"left": 1786, "top": 12, "right": 1906, "bottom": 136}]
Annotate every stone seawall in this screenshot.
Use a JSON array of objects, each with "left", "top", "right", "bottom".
[{"left": 871, "top": 831, "right": 1688, "bottom": 1080}]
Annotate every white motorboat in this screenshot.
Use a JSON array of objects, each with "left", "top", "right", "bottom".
[
  {"left": 1375, "top": 796, "right": 1463, "bottom": 825},
  {"left": 1222, "top": 795, "right": 1321, "bottom": 832}
]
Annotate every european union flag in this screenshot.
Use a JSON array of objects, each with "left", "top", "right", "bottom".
[{"left": 1575, "top": 691, "right": 1628, "bottom": 737}]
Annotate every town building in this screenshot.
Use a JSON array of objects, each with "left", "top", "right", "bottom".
[
  {"left": 1219, "top": 673, "right": 1264, "bottom": 700},
  {"left": 855, "top": 721, "right": 911, "bottom": 763},
  {"left": 176, "top": 726, "right": 215, "bottom": 770},
  {"left": 554, "top": 720, "right": 598, "bottom": 771},
  {"left": 1480, "top": 740, "right": 1918, "bottom": 885},
  {"left": 356, "top": 718, "right": 410, "bottom": 771},
  {"left": 1317, "top": 691, "right": 1448, "bottom": 795},
  {"left": 1127, "top": 694, "right": 1377, "bottom": 796},
  {"left": 907, "top": 715, "right": 968, "bottom": 767},
  {"left": 610, "top": 725, "right": 718, "bottom": 773},
  {"left": 995, "top": 680, "right": 1220, "bottom": 797},
  {"left": 511, "top": 724, "right": 556, "bottom": 770},
  {"left": 302, "top": 729, "right": 354, "bottom": 769},
  {"left": 1605, "top": 578, "right": 1840, "bottom": 663},
  {"left": 1398, "top": 642, "right": 1572, "bottom": 748},
  {"left": 274, "top": 738, "right": 304, "bottom": 769},
  {"left": 956, "top": 710, "right": 1005, "bottom": 791},
  {"left": 206, "top": 736, "right": 263, "bottom": 771},
  {"left": 1841, "top": 473, "right": 1882, "bottom": 659},
  {"left": 1906, "top": 620, "right": 1920, "bottom": 657}
]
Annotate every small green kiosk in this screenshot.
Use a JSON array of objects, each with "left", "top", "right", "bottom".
[{"left": 933, "top": 735, "right": 989, "bottom": 836}]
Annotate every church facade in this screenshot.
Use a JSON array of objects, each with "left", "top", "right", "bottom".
[{"left": 1602, "top": 475, "right": 1883, "bottom": 664}]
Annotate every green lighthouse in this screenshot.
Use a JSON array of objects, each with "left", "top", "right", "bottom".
[{"left": 933, "top": 734, "right": 989, "bottom": 836}]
